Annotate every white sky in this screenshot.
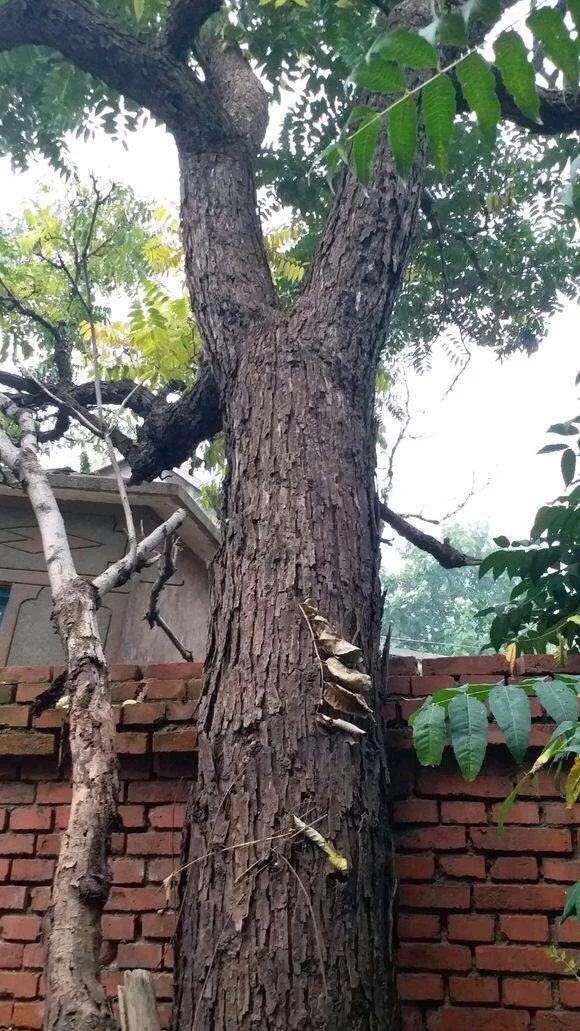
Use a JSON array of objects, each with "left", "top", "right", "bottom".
[{"left": 0, "top": 120, "right": 578, "bottom": 557}]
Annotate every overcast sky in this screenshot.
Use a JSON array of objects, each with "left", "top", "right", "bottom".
[{"left": 0, "top": 120, "right": 577, "bottom": 557}]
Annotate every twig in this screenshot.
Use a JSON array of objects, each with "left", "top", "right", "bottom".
[
  {"left": 298, "top": 602, "right": 325, "bottom": 693},
  {"left": 144, "top": 532, "right": 194, "bottom": 661}
]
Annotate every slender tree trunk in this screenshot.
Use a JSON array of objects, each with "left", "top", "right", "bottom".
[
  {"left": 173, "top": 317, "right": 397, "bottom": 1029},
  {"left": 44, "top": 578, "right": 118, "bottom": 1031}
]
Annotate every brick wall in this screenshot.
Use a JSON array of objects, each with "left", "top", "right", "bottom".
[
  {"left": 0, "top": 657, "right": 578, "bottom": 1030},
  {"left": 388, "top": 653, "right": 580, "bottom": 1030}
]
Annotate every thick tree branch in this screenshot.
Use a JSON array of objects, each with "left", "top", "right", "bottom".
[
  {"left": 164, "top": 0, "right": 222, "bottom": 58},
  {"left": 379, "top": 501, "right": 479, "bottom": 568},
  {"left": 0, "top": 0, "right": 225, "bottom": 145},
  {"left": 494, "top": 78, "right": 580, "bottom": 135}
]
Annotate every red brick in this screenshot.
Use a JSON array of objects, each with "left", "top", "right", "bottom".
[
  {"left": 558, "top": 920, "right": 580, "bottom": 944},
  {"left": 0, "top": 731, "right": 54, "bottom": 755},
  {"left": 110, "top": 858, "right": 145, "bottom": 884},
  {"left": 105, "top": 886, "right": 165, "bottom": 911},
  {"left": 500, "top": 915, "right": 549, "bottom": 943},
  {"left": 0, "top": 942, "right": 24, "bottom": 968},
  {"left": 12, "top": 1002, "right": 43, "bottom": 1028},
  {"left": 398, "top": 826, "right": 466, "bottom": 851},
  {"left": 116, "top": 732, "right": 148, "bottom": 754},
  {"left": 399, "top": 942, "right": 471, "bottom": 971},
  {"left": 518, "top": 774, "right": 563, "bottom": 799},
  {"left": 143, "top": 679, "right": 187, "bottom": 701},
  {"left": 165, "top": 700, "right": 198, "bottom": 721},
  {"left": 388, "top": 657, "right": 418, "bottom": 676},
  {"left": 474, "top": 884, "right": 566, "bottom": 912},
  {"left": 9, "top": 807, "right": 52, "bottom": 832},
  {"left": 440, "top": 854, "right": 486, "bottom": 879},
  {"left": 448, "top": 915, "right": 494, "bottom": 942},
  {"left": 1, "top": 914, "right": 40, "bottom": 941},
  {"left": 29, "top": 887, "right": 51, "bottom": 912},
  {"left": 33, "top": 709, "right": 65, "bottom": 729},
  {"left": 449, "top": 975, "right": 499, "bottom": 1003},
  {"left": 116, "top": 804, "right": 145, "bottom": 829},
  {"left": 543, "top": 859, "right": 580, "bottom": 882},
  {"left": 127, "top": 832, "right": 177, "bottom": 856},
  {"left": 428, "top": 1007, "right": 529, "bottom": 1030},
  {"left": 471, "top": 827, "right": 571, "bottom": 854},
  {"left": 0, "top": 784, "right": 35, "bottom": 804},
  {"left": 109, "top": 664, "right": 141, "bottom": 681},
  {"left": 490, "top": 802, "right": 539, "bottom": 824},
  {"left": 142, "top": 912, "right": 177, "bottom": 940},
  {"left": 0, "top": 705, "right": 30, "bottom": 727},
  {"left": 398, "top": 973, "right": 444, "bottom": 1001},
  {"left": 149, "top": 804, "right": 186, "bottom": 829},
  {"left": 147, "top": 859, "right": 175, "bottom": 882},
  {"left": 117, "top": 941, "right": 162, "bottom": 970},
  {"left": 143, "top": 662, "right": 202, "bottom": 680},
  {"left": 476, "top": 944, "right": 561, "bottom": 973},
  {"left": 36, "top": 833, "right": 61, "bottom": 857},
  {"left": 399, "top": 698, "right": 422, "bottom": 720},
  {"left": 0, "top": 1003, "right": 13, "bottom": 1026},
  {"left": 441, "top": 801, "right": 487, "bottom": 824},
  {"left": 0, "top": 666, "right": 50, "bottom": 684},
  {"left": 102, "top": 914, "right": 135, "bottom": 942},
  {"left": 54, "top": 806, "right": 70, "bottom": 829},
  {"left": 397, "top": 853, "right": 435, "bottom": 881},
  {"left": 122, "top": 702, "right": 166, "bottom": 725},
  {"left": 0, "top": 886, "right": 27, "bottom": 909},
  {"left": 0, "top": 833, "right": 34, "bottom": 855},
  {"left": 491, "top": 857, "right": 538, "bottom": 881},
  {"left": 393, "top": 799, "right": 439, "bottom": 824},
  {"left": 397, "top": 914, "right": 440, "bottom": 940},
  {"left": 0, "top": 858, "right": 8, "bottom": 880},
  {"left": 422, "top": 655, "right": 507, "bottom": 675},
  {"left": 11, "top": 859, "right": 54, "bottom": 882},
  {"left": 152, "top": 727, "right": 196, "bottom": 752},
  {"left": 410, "top": 674, "right": 455, "bottom": 697},
  {"left": 418, "top": 770, "right": 513, "bottom": 798},
  {"left": 127, "top": 781, "right": 189, "bottom": 803},
  {"left": 110, "top": 681, "right": 141, "bottom": 703},
  {"left": 151, "top": 972, "right": 174, "bottom": 1000},
  {"left": 22, "top": 943, "right": 43, "bottom": 968},
  {"left": 561, "top": 981, "right": 580, "bottom": 1007},
  {"left": 36, "top": 783, "right": 71, "bottom": 804},
  {"left": 386, "top": 675, "right": 412, "bottom": 696},
  {"left": 400, "top": 884, "right": 470, "bottom": 910},
  {"left": 542, "top": 803, "right": 580, "bottom": 825},
  {"left": 503, "top": 977, "right": 552, "bottom": 1008},
  {"left": 536, "top": 1013, "right": 580, "bottom": 1030},
  {"left": 0, "top": 971, "right": 38, "bottom": 998}
]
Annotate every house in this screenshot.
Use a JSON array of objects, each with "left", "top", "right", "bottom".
[{"left": 0, "top": 471, "right": 219, "bottom": 665}]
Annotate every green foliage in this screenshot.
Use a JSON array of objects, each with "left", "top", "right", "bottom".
[
  {"left": 488, "top": 683, "right": 530, "bottom": 762},
  {"left": 479, "top": 390, "right": 580, "bottom": 655},
  {"left": 382, "top": 523, "right": 511, "bottom": 654},
  {"left": 323, "top": 0, "right": 579, "bottom": 182},
  {"left": 562, "top": 881, "right": 580, "bottom": 922},
  {"left": 411, "top": 701, "right": 446, "bottom": 765},
  {"left": 448, "top": 692, "right": 488, "bottom": 780}
]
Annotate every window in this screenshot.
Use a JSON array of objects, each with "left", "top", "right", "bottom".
[{"left": 0, "top": 585, "right": 10, "bottom": 629}]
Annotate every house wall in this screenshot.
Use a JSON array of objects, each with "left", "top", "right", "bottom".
[
  {"left": 0, "top": 495, "right": 210, "bottom": 665},
  {"left": 0, "top": 657, "right": 578, "bottom": 1030}
]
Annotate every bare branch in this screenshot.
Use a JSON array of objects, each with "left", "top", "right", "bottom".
[
  {"left": 93, "top": 509, "right": 187, "bottom": 597},
  {"left": 144, "top": 532, "right": 195, "bottom": 661},
  {"left": 379, "top": 501, "right": 479, "bottom": 568}
]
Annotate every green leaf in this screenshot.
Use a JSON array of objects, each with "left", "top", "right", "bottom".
[
  {"left": 373, "top": 28, "right": 438, "bottom": 69},
  {"left": 489, "top": 684, "right": 531, "bottom": 762},
  {"left": 494, "top": 31, "right": 540, "bottom": 123},
  {"left": 561, "top": 881, "right": 580, "bottom": 922},
  {"left": 535, "top": 681, "right": 578, "bottom": 727},
  {"left": 437, "top": 12, "right": 468, "bottom": 45},
  {"left": 448, "top": 694, "right": 488, "bottom": 781},
  {"left": 350, "top": 57, "right": 407, "bottom": 94},
  {"left": 467, "top": 0, "right": 501, "bottom": 24},
  {"left": 527, "top": 8, "right": 578, "bottom": 88},
  {"left": 538, "top": 443, "right": 568, "bottom": 454},
  {"left": 494, "top": 535, "right": 510, "bottom": 548},
  {"left": 497, "top": 776, "right": 528, "bottom": 831},
  {"left": 412, "top": 702, "right": 446, "bottom": 766},
  {"left": 422, "top": 72, "right": 456, "bottom": 172},
  {"left": 133, "top": 0, "right": 145, "bottom": 19},
  {"left": 548, "top": 422, "right": 579, "bottom": 435},
  {"left": 561, "top": 447, "right": 576, "bottom": 486},
  {"left": 456, "top": 53, "right": 501, "bottom": 145},
  {"left": 569, "top": 0, "right": 580, "bottom": 33},
  {"left": 387, "top": 95, "right": 418, "bottom": 177},
  {"left": 346, "top": 106, "right": 381, "bottom": 183}
]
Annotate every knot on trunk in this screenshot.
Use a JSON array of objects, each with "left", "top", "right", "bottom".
[{"left": 77, "top": 869, "right": 112, "bottom": 909}]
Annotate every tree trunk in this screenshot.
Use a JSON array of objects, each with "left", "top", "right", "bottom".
[
  {"left": 44, "top": 579, "right": 118, "bottom": 1031},
  {"left": 173, "top": 317, "right": 397, "bottom": 1029}
]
